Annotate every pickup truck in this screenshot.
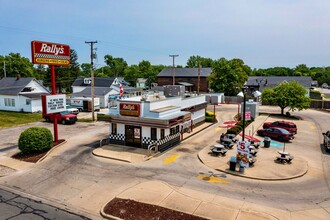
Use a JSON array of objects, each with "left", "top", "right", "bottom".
[
  {"left": 323, "top": 131, "right": 330, "bottom": 152},
  {"left": 43, "top": 111, "right": 77, "bottom": 125}
]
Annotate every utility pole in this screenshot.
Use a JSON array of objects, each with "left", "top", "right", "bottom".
[
  {"left": 85, "top": 41, "right": 98, "bottom": 121},
  {"left": 3, "top": 61, "right": 6, "bottom": 77},
  {"left": 197, "top": 62, "right": 201, "bottom": 95},
  {"left": 169, "top": 54, "right": 178, "bottom": 85}
]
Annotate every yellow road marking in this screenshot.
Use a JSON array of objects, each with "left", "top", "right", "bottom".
[
  {"left": 196, "top": 175, "right": 230, "bottom": 184},
  {"left": 310, "top": 125, "right": 316, "bottom": 129},
  {"left": 164, "top": 154, "right": 179, "bottom": 165},
  {"left": 215, "top": 127, "right": 222, "bottom": 132}
]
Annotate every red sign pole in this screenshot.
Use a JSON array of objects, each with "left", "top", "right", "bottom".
[
  {"left": 31, "top": 40, "right": 70, "bottom": 144},
  {"left": 51, "top": 65, "right": 58, "bottom": 142}
]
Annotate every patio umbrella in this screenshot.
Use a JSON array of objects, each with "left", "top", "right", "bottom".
[{"left": 238, "top": 134, "right": 261, "bottom": 142}]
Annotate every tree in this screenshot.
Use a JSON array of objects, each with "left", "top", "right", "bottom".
[
  {"left": 208, "top": 58, "right": 250, "bottom": 95},
  {"left": 45, "top": 49, "right": 81, "bottom": 92},
  {"left": 124, "top": 65, "right": 140, "bottom": 86},
  {"left": 294, "top": 64, "right": 311, "bottom": 76},
  {"left": 0, "top": 53, "right": 35, "bottom": 78},
  {"left": 261, "top": 81, "right": 310, "bottom": 115},
  {"left": 104, "top": 55, "right": 128, "bottom": 77},
  {"left": 186, "top": 55, "right": 213, "bottom": 68}
]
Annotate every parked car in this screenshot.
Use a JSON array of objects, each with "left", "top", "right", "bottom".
[
  {"left": 323, "top": 131, "right": 330, "bottom": 152},
  {"left": 43, "top": 111, "right": 77, "bottom": 125},
  {"left": 263, "top": 121, "right": 297, "bottom": 134},
  {"left": 66, "top": 105, "right": 79, "bottom": 115},
  {"left": 257, "top": 127, "right": 295, "bottom": 142}
]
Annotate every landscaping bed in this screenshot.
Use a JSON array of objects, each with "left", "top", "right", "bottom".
[
  {"left": 12, "top": 139, "right": 65, "bottom": 163},
  {"left": 103, "top": 198, "right": 207, "bottom": 220}
]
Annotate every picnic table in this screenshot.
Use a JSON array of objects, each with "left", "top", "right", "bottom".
[
  {"left": 276, "top": 151, "right": 294, "bottom": 163},
  {"left": 210, "top": 144, "right": 228, "bottom": 156},
  {"left": 249, "top": 146, "right": 259, "bottom": 156},
  {"left": 220, "top": 137, "right": 234, "bottom": 149}
]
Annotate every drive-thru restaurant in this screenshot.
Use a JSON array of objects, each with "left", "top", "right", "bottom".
[{"left": 108, "top": 91, "right": 207, "bottom": 151}]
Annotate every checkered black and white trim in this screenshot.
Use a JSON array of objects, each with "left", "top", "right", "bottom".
[{"left": 35, "top": 53, "right": 70, "bottom": 60}]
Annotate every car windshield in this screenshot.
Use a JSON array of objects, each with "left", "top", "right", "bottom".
[
  {"left": 61, "top": 111, "right": 71, "bottom": 115},
  {"left": 277, "top": 128, "right": 290, "bottom": 134}
]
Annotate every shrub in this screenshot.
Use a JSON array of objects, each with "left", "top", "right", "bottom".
[
  {"left": 205, "top": 111, "right": 215, "bottom": 117},
  {"left": 18, "top": 127, "right": 53, "bottom": 154},
  {"left": 205, "top": 115, "right": 215, "bottom": 122}
]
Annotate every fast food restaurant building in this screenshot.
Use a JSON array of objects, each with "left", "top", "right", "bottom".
[{"left": 108, "top": 92, "right": 206, "bottom": 151}]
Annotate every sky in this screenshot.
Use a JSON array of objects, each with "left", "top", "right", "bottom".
[{"left": 1, "top": 0, "right": 330, "bottom": 69}]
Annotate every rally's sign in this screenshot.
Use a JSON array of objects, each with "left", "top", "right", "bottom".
[
  {"left": 120, "top": 103, "right": 140, "bottom": 117},
  {"left": 31, "top": 41, "right": 70, "bottom": 66},
  {"left": 236, "top": 141, "right": 250, "bottom": 168}
]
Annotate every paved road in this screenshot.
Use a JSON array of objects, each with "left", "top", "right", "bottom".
[
  {"left": 0, "top": 105, "right": 329, "bottom": 218},
  {"left": 0, "top": 187, "right": 89, "bottom": 220}
]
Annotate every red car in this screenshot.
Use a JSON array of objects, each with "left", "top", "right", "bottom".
[
  {"left": 43, "top": 111, "right": 77, "bottom": 125},
  {"left": 263, "top": 121, "right": 297, "bottom": 134},
  {"left": 257, "top": 127, "right": 295, "bottom": 142}
]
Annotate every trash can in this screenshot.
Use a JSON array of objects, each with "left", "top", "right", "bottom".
[
  {"left": 229, "top": 156, "right": 237, "bottom": 171},
  {"left": 239, "top": 166, "right": 245, "bottom": 173},
  {"left": 264, "top": 137, "right": 271, "bottom": 148}
]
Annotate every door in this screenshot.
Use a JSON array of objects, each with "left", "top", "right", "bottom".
[{"left": 125, "top": 125, "right": 142, "bottom": 147}]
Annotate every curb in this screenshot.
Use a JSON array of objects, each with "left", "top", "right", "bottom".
[
  {"left": 92, "top": 149, "right": 153, "bottom": 163},
  {"left": 100, "top": 201, "right": 123, "bottom": 220},
  {"left": 197, "top": 153, "right": 309, "bottom": 181},
  {"left": 37, "top": 140, "right": 68, "bottom": 163}
]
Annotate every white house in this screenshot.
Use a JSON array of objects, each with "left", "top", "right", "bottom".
[
  {"left": 0, "top": 77, "right": 49, "bottom": 112},
  {"left": 108, "top": 88, "right": 207, "bottom": 151},
  {"left": 71, "top": 77, "right": 141, "bottom": 108}
]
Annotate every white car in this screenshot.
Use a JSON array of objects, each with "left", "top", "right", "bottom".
[{"left": 66, "top": 105, "right": 79, "bottom": 115}]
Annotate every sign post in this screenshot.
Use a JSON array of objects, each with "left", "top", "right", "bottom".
[{"left": 31, "top": 41, "right": 70, "bottom": 142}]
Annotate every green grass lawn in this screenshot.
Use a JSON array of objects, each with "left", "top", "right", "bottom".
[{"left": 0, "top": 111, "right": 42, "bottom": 128}]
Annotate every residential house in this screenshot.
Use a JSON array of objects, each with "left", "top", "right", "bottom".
[
  {"left": 71, "top": 77, "right": 141, "bottom": 108},
  {"left": 0, "top": 77, "right": 49, "bottom": 112},
  {"left": 157, "top": 68, "right": 212, "bottom": 93},
  {"left": 136, "top": 78, "right": 147, "bottom": 89},
  {"left": 245, "top": 76, "right": 312, "bottom": 95}
]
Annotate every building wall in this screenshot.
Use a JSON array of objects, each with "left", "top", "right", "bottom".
[
  {"left": 191, "top": 109, "right": 205, "bottom": 125},
  {"left": 157, "top": 77, "right": 209, "bottom": 92}
]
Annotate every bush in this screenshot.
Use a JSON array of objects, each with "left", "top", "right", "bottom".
[
  {"left": 18, "top": 127, "right": 53, "bottom": 154},
  {"left": 205, "top": 115, "right": 215, "bottom": 122},
  {"left": 205, "top": 111, "right": 215, "bottom": 117}
]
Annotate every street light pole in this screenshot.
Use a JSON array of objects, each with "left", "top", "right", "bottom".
[{"left": 242, "top": 89, "right": 246, "bottom": 142}]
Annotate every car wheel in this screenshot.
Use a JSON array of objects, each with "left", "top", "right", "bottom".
[
  {"left": 45, "top": 117, "right": 50, "bottom": 122},
  {"left": 61, "top": 120, "right": 66, "bottom": 125},
  {"left": 278, "top": 136, "right": 284, "bottom": 142}
]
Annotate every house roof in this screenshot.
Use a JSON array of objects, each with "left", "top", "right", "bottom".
[
  {"left": 0, "top": 77, "right": 35, "bottom": 95},
  {"left": 112, "top": 84, "right": 141, "bottom": 93},
  {"left": 72, "top": 87, "right": 113, "bottom": 97},
  {"left": 72, "top": 77, "right": 116, "bottom": 87},
  {"left": 21, "top": 92, "right": 49, "bottom": 99},
  {"left": 245, "top": 76, "right": 312, "bottom": 88},
  {"left": 158, "top": 68, "right": 212, "bottom": 77}
]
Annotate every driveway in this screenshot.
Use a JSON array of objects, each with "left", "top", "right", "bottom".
[{"left": 0, "top": 105, "right": 329, "bottom": 219}]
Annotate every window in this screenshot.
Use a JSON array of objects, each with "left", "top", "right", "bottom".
[
  {"left": 170, "top": 127, "right": 175, "bottom": 135},
  {"left": 111, "top": 123, "right": 117, "bottom": 135},
  {"left": 176, "top": 125, "right": 180, "bottom": 134},
  {"left": 26, "top": 99, "right": 31, "bottom": 105},
  {"left": 161, "top": 129, "right": 165, "bottom": 140},
  {"left": 151, "top": 128, "right": 157, "bottom": 140},
  {"left": 4, "top": 98, "right": 15, "bottom": 107}
]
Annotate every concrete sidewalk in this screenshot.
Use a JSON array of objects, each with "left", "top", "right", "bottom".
[{"left": 101, "top": 180, "right": 329, "bottom": 220}]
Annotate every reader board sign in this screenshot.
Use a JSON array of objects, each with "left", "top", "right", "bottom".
[
  {"left": 120, "top": 103, "right": 140, "bottom": 117},
  {"left": 236, "top": 141, "right": 250, "bottom": 168},
  {"left": 31, "top": 41, "right": 70, "bottom": 66},
  {"left": 42, "top": 94, "right": 66, "bottom": 114}
]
